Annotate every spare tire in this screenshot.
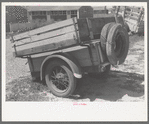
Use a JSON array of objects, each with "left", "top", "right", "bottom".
[
  {"left": 100, "top": 22, "right": 116, "bottom": 54},
  {"left": 106, "top": 24, "right": 129, "bottom": 65}
]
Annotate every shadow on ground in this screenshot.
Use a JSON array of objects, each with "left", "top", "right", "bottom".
[
  {"left": 6, "top": 71, "right": 144, "bottom": 102},
  {"left": 70, "top": 71, "right": 144, "bottom": 102}
]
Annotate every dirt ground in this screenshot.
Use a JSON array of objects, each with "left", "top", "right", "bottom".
[{"left": 5, "top": 34, "right": 145, "bottom": 102}]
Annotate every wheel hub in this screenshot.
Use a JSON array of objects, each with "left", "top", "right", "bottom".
[{"left": 55, "top": 73, "right": 64, "bottom": 79}]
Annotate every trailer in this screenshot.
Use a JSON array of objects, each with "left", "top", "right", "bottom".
[
  {"left": 11, "top": 15, "right": 129, "bottom": 97},
  {"left": 116, "top": 6, "right": 144, "bottom": 35}
]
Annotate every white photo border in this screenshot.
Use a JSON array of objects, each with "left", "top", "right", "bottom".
[{"left": 2, "top": 2, "right": 148, "bottom": 121}]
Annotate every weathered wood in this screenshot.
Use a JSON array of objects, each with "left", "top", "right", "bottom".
[
  {"left": 30, "top": 45, "right": 88, "bottom": 58},
  {"left": 86, "top": 18, "right": 94, "bottom": 39},
  {"left": 128, "top": 15, "right": 138, "bottom": 21},
  {"left": 16, "top": 31, "right": 78, "bottom": 50},
  {"left": 90, "top": 44, "right": 100, "bottom": 65},
  {"left": 77, "top": 18, "right": 90, "bottom": 41},
  {"left": 125, "top": 18, "right": 137, "bottom": 24},
  {"left": 13, "top": 16, "right": 119, "bottom": 57},
  {"left": 15, "top": 31, "right": 79, "bottom": 56},
  {"left": 126, "top": 11, "right": 140, "bottom": 16},
  {"left": 29, "top": 46, "right": 92, "bottom": 73},
  {"left": 13, "top": 17, "right": 77, "bottom": 41},
  {"left": 15, "top": 24, "right": 78, "bottom": 46},
  {"left": 67, "top": 47, "right": 92, "bottom": 67},
  {"left": 77, "top": 17, "right": 115, "bottom": 42}
]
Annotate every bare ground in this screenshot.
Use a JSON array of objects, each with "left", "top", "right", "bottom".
[{"left": 5, "top": 34, "right": 145, "bottom": 102}]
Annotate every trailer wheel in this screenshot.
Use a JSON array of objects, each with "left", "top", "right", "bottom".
[
  {"left": 124, "top": 21, "right": 130, "bottom": 32},
  {"left": 106, "top": 24, "right": 129, "bottom": 65},
  {"left": 100, "top": 22, "right": 116, "bottom": 54},
  {"left": 45, "top": 60, "right": 76, "bottom": 97}
]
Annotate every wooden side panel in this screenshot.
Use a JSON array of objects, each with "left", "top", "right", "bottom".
[
  {"left": 30, "top": 46, "right": 93, "bottom": 72},
  {"left": 77, "top": 16, "right": 115, "bottom": 42},
  {"left": 67, "top": 47, "right": 92, "bottom": 67},
  {"left": 13, "top": 17, "right": 77, "bottom": 41},
  {"left": 15, "top": 24, "right": 78, "bottom": 46},
  {"left": 15, "top": 31, "right": 78, "bottom": 56},
  {"left": 90, "top": 17, "right": 115, "bottom": 36},
  {"left": 77, "top": 19, "right": 90, "bottom": 41}
]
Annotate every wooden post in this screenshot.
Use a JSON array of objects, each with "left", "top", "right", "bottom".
[
  {"left": 67, "top": 11, "right": 71, "bottom": 19},
  {"left": 135, "top": 7, "right": 144, "bottom": 33},
  {"left": 86, "top": 18, "right": 94, "bottom": 40},
  {"left": 77, "top": 10, "right": 79, "bottom": 19},
  {"left": 116, "top": 6, "right": 120, "bottom": 17},
  {"left": 123, "top": 6, "right": 126, "bottom": 18},
  {"left": 28, "top": 12, "right": 32, "bottom": 22},
  {"left": 46, "top": 11, "right": 51, "bottom": 22}
]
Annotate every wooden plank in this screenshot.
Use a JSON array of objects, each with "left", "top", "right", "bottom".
[
  {"left": 67, "top": 47, "right": 92, "bottom": 67},
  {"left": 13, "top": 17, "right": 77, "bottom": 41},
  {"left": 125, "top": 18, "right": 137, "bottom": 24},
  {"left": 30, "top": 45, "right": 88, "bottom": 58},
  {"left": 15, "top": 31, "right": 79, "bottom": 56},
  {"left": 77, "top": 16, "right": 115, "bottom": 42},
  {"left": 91, "top": 17, "right": 115, "bottom": 34},
  {"left": 16, "top": 38, "right": 78, "bottom": 56},
  {"left": 126, "top": 11, "right": 140, "bottom": 16},
  {"left": 86, "top": 18, "right": 94, "bottom": 40},
  {"left": 77, "top": 18, "right": 90, "bottom": 41},
  {"left": 90, "top": 45, "right": 100, "bottom": 65},
  {"left": 16, "top": 31, "right": 78, "bottom": 51},
  {"left": 13, "top": 31, "right": 30, "bottom": 41},
  {"left": 128, "top": 15, "right": 138, "bottom": 21},
  {"left": 30, "top": 46, "right": 92, "bottom": 71},
  {"left": 15, "top": 24, "right": 78, "bottom": 46}
]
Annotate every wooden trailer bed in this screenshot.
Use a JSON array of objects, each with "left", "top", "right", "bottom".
[{"left": 11, "top": 16, "right": 116, "bottom": 57}]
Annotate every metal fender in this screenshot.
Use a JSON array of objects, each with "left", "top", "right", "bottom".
[{"left": 40, "top": 54, "right": 82, "bottom": 80}]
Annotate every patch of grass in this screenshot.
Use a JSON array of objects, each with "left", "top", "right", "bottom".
[{"left": 6, "top": 76, "right": 50, "bottom": 101}]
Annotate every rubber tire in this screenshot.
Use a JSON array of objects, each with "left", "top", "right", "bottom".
[
  {"left": 106, "top": 24, "right": 129, "bottom": 65},
  {"left": 124, "top": 21, "right": 130, "bottom": 32},
  {"left": 45, "top": 60, "right": 76, "bottom": 97},
  {"left": 100, "top": 22, "right": 116, "bottom": 54}
]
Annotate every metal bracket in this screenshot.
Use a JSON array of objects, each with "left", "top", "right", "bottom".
[
  {"left": 86, "top": 18, "right": 94, "bottom": 40},
  {"left": 72, "top": 17, "right": 80, "bottom": 44}
]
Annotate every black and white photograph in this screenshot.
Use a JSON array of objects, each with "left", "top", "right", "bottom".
[{"left": 2, "top": 2, "right": 147, "bottom": 121}]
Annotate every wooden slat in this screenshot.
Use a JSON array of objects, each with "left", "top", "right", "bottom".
[
  {"left": 15, "top": 24, "right": 78, "bottom": 46},
  {"left": 15, "top": 31, "right": 79, "bottom": 56},
  {"left": 16, "top": 39, "right": 78, "bottom": 56},
  {"left": 13, "top": 17, "right": 77, "bottom": 41},
  {"left": 13, "top": 31, "right": 30, "bottom": 41},
  {"left": 16, "top": 31, "right": 78, "bottom": 50},
  {"left": 30, "top": 45, "right": 88, "bottom": 58},
  {"left": 125, "top": 18, "right": 137, "bottom": 24},
  {"left": 126, "top": 11, "right": 140, "bottom": 16},
  {"left": 128, "top": 15, "right": 138, "bottom": 21}
]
